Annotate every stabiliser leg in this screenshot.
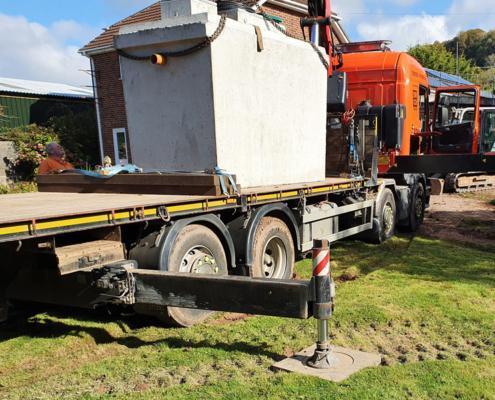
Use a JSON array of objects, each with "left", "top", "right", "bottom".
[{"left": 306, "top": 239, "right": 338, "bottom": 369}]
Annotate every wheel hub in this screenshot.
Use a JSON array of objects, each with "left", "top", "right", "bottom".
[
  {"left": 262, "top": 237, "right": 287, "bottom": 279},
  {"left": 181, "top": 246, "right": 218, "bottom": 274},
  {"left": 414, "top": 188, "right": 424, "bottom": 219},
  {"left": 415, "top": 197, "right": 423, "bottom": 218},
  {"left": 382, "top": 203, "right": 394, "bottom": 234}
]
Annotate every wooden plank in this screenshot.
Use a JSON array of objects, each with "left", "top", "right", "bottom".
[
  {"left": 55, "top": 240, "right": 125, "bottom": 275},
  {"left": 37, "top": 172, "right": 239, "bottom": 196}
]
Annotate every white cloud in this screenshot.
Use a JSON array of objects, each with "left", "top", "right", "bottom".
[
  {"left": 339, "top": 0, "right": 494, "bottom": 47},
  {"left": 332, "top": 0, "right": 365, "bottom": 21},
  {"left": 0, "top": 14, "right": 95, "bottom": 87},
  {"left": 357, "top": 14, "right": 452, "bottom": 50},
  {"left": 448, "top": 0, "right": 495, "bottom": 32}
]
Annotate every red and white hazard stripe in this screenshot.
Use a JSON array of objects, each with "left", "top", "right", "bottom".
[{"left": 312, "top": 247, "right": 330, "bottom": 277}]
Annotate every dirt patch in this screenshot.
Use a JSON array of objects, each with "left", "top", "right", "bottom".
[
  {"left": 419, "top": 190, "right": 495, "bottom": 248},
  {"left": 208, "top": 313, "right": 251, "bottom": 325}
]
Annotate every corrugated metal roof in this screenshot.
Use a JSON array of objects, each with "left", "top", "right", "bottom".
[
  {"left": 0, "top": 77, "right": 93, "bottom": 99},
  {"left": 425, "top": 68, "right": 495, "bottom": 103},
  {"left": 425, "top": 68, "right": 472, "bottom": 88}
]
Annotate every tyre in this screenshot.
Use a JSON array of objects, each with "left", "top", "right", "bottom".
[
  {"left": 363, "top": 188, "right": 396, "bottom": 244},
  {"left": 251, "top": 217, "right": 294, "bottom": 279},
  {"left": 405, "top": 182, "right": 425, "bottom": 232},
  {"left": 133, "top": 224, "right": 228, "bottom": 327}
]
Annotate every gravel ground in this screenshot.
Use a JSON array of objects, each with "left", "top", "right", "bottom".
[{"left": 418, "top": 189, "right": 495, "bottom": 248}]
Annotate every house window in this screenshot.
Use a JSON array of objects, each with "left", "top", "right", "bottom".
[{"left": 113, "top": 128, "right": 129, "bottom": 165}]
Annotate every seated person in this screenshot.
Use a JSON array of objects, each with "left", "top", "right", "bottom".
[{"left": 38, "top": 142, "right": 74, "bottom": 175}]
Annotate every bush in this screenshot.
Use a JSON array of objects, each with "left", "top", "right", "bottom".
[
  {"left": 0, "top": 181, "right": 37, "bottom": 194},
  {"left": 0, "top": 125, "right": 59, "bottom": 181},
  {"left": 48, "top": 109, "right": 100, "bottom": 169}
]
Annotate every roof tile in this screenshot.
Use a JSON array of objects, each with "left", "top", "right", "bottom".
[{"left": 80, "top": 2, "right": 161, "bottom": 53}]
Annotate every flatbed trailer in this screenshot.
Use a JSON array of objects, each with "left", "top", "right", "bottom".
[
  {"left": 0, "top": 175, "right": 412, "bottom": 326},
  {"left": 0, "top": 177, "right": 363, "bottom": 243}
]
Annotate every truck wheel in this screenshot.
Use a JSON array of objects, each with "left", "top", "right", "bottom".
[
  {"left": 366, "top": 188, "right": 396, "bottom": 244},
  {"left": 133, "top": 224, "right": 228, "bottom": 327},
  {"left": 166, "top": 224, "right": 228, "bottom": 326},
  {"left": 405, "top": 182, "right": 425, "bottom": 232},
  {"left": 252, "top": 217, "right": 294, "bottom": 279}
]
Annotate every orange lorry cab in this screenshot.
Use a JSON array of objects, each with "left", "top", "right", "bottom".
[{"left": 339, "top": 51, "right": 429, "bottom": 156}]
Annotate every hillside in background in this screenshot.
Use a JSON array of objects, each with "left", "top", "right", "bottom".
[
  {"left": 444, "top": 29, "right": 495, "bottom": 68},
  {"left": 408, "top": 29, "right": 495, "bottom": 93}
]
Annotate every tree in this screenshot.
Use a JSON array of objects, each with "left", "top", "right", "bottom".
[
  {"left": 445, "top": 29, "right": 487, "bottom": 66},
  {"left": 475, "top": 67, "right": 495, "bottom": 94},
  {"left": 444, "top": 29, "right": 495, "bottom": 67},
  {"left": 47, "top": 109, "right": 100, "bottom": 169},
  {"left": 408, "top": 42, "right": 480, "bottom": 81}
]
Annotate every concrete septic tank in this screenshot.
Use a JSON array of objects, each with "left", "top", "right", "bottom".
[{"left": 115, "top": 0, "right": 327, "bottom": 188}]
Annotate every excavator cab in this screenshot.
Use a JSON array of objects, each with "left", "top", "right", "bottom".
[
  {"left": 481, "top": 109, "right": 495, "bottom": 153},
  {"left": 431, "top": 85, "right": 481, "bottom": 154}
]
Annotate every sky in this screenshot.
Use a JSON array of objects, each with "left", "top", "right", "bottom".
[{"left": 0, "top": 0, "right": 493, "bottom": 88}]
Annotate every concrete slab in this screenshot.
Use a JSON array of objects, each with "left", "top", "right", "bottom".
[{"left": 272, "top": 345, "right": 381, "bottom": 382}]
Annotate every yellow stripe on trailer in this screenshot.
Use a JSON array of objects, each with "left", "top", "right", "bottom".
[{"left": 0, "top": 179, "right": 366, "bottom": 242}]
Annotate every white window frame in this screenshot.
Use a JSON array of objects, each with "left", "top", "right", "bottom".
[{"left": 112, "top": 128, "right": 129, "bottom": 165}]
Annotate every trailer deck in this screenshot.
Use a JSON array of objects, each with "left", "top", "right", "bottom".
[{"left": 0, "top": 177, "right": 366, "bottom": 243}]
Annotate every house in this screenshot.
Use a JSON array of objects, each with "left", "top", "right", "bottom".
[
  {"left": 80, "top": 0, "right": 350, "bottom": 164},
  {"left": 0, "top": 77, "right": 94, "bottom": 129}
]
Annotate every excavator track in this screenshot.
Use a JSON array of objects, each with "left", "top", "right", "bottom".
[{"left": 445, "top": 173, "right": 495, "bottom": 193}]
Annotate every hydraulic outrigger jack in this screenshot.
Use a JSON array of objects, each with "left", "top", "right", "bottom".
[
  {"left": 273, "top": 239, "right": 381, "bottom": 382},
  {"left": 306, "top": 239, "right": 339, "bottom": 369}
]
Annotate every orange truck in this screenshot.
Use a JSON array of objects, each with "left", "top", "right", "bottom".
[
  {"left": 337, "top": 42, "right": 495, "bottom": 193},
  {"left": 306, "top": 0, "right": 494, "bottom": 230}
]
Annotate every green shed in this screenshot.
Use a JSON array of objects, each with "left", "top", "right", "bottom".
[{"left": 0, "top": 77, "right": 94, "bottom": 129}]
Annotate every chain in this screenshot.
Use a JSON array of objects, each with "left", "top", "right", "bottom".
[
  {"left": 117, "top": 15, "right": 227, "bottom": 60},
  {"left": 310, "top": 42, "right": 330, "bottom": 70},
  {"left": 117, "top": 2, "right": 328, "bottom": 70}
]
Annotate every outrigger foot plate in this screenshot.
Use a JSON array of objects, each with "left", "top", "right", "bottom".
[{"left": 272, "top": 344, "right": 381, "bottom": 382}]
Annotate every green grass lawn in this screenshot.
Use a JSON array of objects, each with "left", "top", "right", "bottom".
[{"left": 1, "top": 237, "right": 494, "bottom": 399}]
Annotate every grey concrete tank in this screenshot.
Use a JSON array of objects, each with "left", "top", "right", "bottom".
[{"left": 115, "top": 0, "right": 327, "bottom": 188}]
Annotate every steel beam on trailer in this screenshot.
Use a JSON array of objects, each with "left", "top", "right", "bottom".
[
  {"left": 132, "top": 270, "right": 312, "bottom": 319},
  {"left": 6, "top": 265, "right": 314, "bottom": 320}
]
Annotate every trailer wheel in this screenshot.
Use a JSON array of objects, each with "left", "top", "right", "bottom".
[
  {"left": 167, "top": 224, "right": 229, "bottom": 326},
  {"left": 133, "top": 224, "right": 228, "bottom": 327},
  {"left": 252, "top": 217, "right": 294, "bottom": 279},
  {"left": 369, "top": 188, "right": 396, "bottom": 244},
  {"left": 405, "top": 182, "right": 425, "bottom": 232}
]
